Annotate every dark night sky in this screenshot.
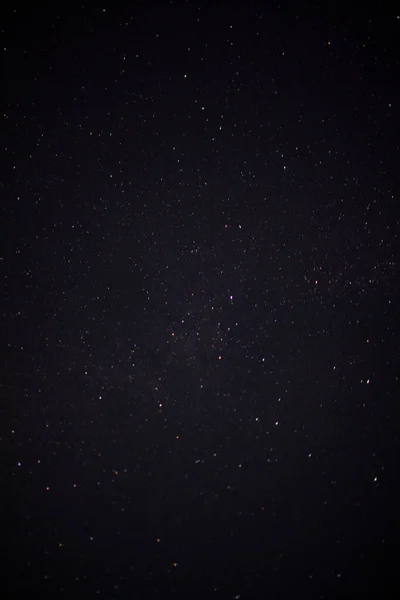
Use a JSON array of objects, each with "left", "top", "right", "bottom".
[{"left": 2, "top": 3, "right": 400, "bottom": 598}]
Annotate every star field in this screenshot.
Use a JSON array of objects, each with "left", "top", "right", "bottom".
[{"left": 3, "top": 4, "right": 400, "bottom": 599}]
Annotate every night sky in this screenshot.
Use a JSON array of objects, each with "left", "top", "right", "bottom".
[{"left": 3, "top": 4, "right": 400, "bottom": 599}]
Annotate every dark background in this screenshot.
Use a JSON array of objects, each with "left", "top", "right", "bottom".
[{"left": 2, "top": 3, "right": 399, "bottom": 598}]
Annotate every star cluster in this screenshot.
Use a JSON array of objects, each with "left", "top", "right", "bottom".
[{"left": 3, "top": 4, "right": 400, "bottom": 599}]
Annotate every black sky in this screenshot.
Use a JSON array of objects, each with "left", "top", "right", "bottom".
[{"left": 2, "top": 4, "right": 400, "bottom": 599}]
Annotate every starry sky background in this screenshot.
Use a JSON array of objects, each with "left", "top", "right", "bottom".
[{"left": 2, "top": 4, "right": 400, "bottom": 599}]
